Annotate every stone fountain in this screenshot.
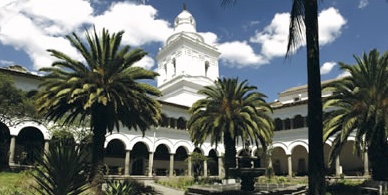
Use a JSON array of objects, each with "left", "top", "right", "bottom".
[{"left": 229, "top": 155, "right": 266, "bottom": 191}]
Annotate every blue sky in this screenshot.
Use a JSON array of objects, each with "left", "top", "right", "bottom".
[{"left": 0, "top": 0, "right": 387, "bottom": 102}]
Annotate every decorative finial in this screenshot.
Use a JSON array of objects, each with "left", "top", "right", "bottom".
[{"left": 183, "top": 3, "right": 186, "bottom": 10}]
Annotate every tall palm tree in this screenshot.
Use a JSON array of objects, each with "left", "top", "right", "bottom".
[
  {"left": 187, "top": 78, "right": 274, "bottom": 179},
  {"left": 36, "top": 28, "right": 162, "bottom": 182},
  {"left": 323, "top": 49, "right": 388, "bottom": 181},
  {"left": 221, "top": 0, "right": 325, "bottom": 193}
]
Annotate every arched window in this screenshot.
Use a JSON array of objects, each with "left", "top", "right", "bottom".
[
  {"left": 293, "top": 115, "right": 304, "bottom": 129},
  {"left": 274, "top": 118, "right": 283, "bottom": 131},
  {"left": 161, "top": 114, "right": 169, "bottom": 127},
  {"left": 284, "top": 118, "right": 291, "bottom": 130},
  {"left": 177, "top": 117, "right": 186, "bottom": 130},
  {"left": 172, "top": 58, "right": 176, "bottom": 75},
  {"left": 205, "top": 61, "right": 210, "bottom": 77}
]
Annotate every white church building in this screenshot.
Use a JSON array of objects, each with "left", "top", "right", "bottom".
[{"left": 0, "top": 7, "right": 368, "bottom": 178}]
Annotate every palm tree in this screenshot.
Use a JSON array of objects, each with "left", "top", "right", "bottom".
[
  {"left": 36, "top": 28, "right": 162, "bottom": 182},
  {"left": 187, "top": 78, "right": 274, "bottom": 179},
  {"left": 323, "top": 49, "right": 388, "bottom": 181},
  {"left": 221, "top": 0, "right": 325, "bottom": 193}
]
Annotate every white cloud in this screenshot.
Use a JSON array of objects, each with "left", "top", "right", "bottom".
[
  {"left": 134, "top": 55, "right": 155, "bottom": 70},
  {"left": 0, "top": 60, "right": 14, "bottom": 66},
  {"left": 320, "top": 61, "right": 337, "bottom": 75},
  {"left": 198, "top": 32, "right": 218, "bottom": 46},
  {"left": 0, "top": 0, "right": 172, "bottom": 70},
  {"left": 318, "top": 8, "right": 347, "bottom": 45},
  {"left": 217, "top": 41, "right": 267, "bottom": 68},
  {"left": 250, "top": 13, "right": 290, "bottom": 60},
  {"left": 337, "top": 71, "right": 351, "bottom": 78},
  {"left": 92, "top": 2, "right": 172, "bottom": 47},
  {"left": 248, "top": 7, "right": 346, "bottom": 63},
  {"left": 358, "top": 0, "right": 369, "bottom": 9},
  {"left": 0, "top": 1, "right": 347, "bottom": 71}
]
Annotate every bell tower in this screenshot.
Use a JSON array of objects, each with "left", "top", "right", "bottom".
[{"left": 156, "top": 5, "right": 220, "bottom": 107}]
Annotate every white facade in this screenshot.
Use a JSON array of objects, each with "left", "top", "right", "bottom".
[
  {"left": 156, "top": 8, "right": 220, "bottom": 107},
  {"left": 0, "top": 7, "right": 367, "bottom": 178}
]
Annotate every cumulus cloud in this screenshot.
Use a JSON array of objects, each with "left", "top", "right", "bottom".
[
  {"left": 134, "top": 55, "right": 155, "bottom": 70},
  {"left": 248, "top": 7, "right": 346, "bottom": 66},
  {"left": 358, "top": 0, "right": 369, "bottom": 9},
  {"left": 0, "top": 1, "right": 347, "bottom": 71},
  {"left": 0, "top": 60, "right": 14, "bottom": 66},
  {"left": 0, "top": 0, "right": 171, "bottom": 70},
  {"left": 318, "top": 8, "right": 347, "bottom": 45},
  {"left": 320, "top": 61, "right": 337, "bottom": 75},
  {"left": 92, "top": 2, "right": 172, "bottom": 47},
  {"left": 337, "top": 71, "right": 351, "bottom": 78},
  {"left": 217, "top": 41, "right": 267, "bottom": 68}
]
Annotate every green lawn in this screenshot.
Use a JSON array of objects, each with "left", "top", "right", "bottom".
[{"left": 0, "top": 172, "right": 23, "bottom": 188}]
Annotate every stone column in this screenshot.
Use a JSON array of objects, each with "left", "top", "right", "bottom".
[
  {"left": 335, "top": 156, "right": 342, "bottom": 176},
  {"left": 44, "top": 140, "right": 49, "bottom": 153},
  {"left": 218, "top": 156, "right": 224, "bottom": 178},
  {"left": 187, "top": 155, "right": 192, "bottom": 176},
  {"left": 43, "top": 140, "right": 50, "bottom": 161},
  {"left": 203, "top": 159, "right": 208, "bottom": 177},
  {"left": 363, "top": 151, "right": 369, "bottom": 176},
  {"left": 125, "top": 150, "right": 131, "bottom": 175},
  {"left": 287, "top": 155, "right": 293, "bottom": 177},
  {"left": 8, "top": 136, "right": 16, "bottom": 165},
  {"left": 169, "top": 153, "right": 174, "bottom": 177},
  {"left": 148, "top": 152, "right": 154, "bottom": 177}
]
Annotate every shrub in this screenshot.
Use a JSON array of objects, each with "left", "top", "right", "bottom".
[
  {"left": 30, "top": 140, "right": 91, "bottom": 195},
  {"left": 104, "top": 179, "right": 160, "bottom": 195}
]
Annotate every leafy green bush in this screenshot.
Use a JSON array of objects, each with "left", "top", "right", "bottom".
[
  {"left": 0, "top": 186, "right": 25, "bottom": 195},
  {"left": 104, "top": 179, "right": 160, "bottom": 195},
  {"left": 30, "top": 140, "right": 91, "bottom": 195}
]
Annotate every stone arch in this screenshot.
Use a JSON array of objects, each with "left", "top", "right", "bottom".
[
  {"left": 131, "top": 142, "right": 149, "bottom": 175},
  {"left": 155, "top": 138, "right": 173, "bottom": 154},
  {"left": 0, "top": 122, "right": 10, "bottom": 169},
  {"left": 154, "top": 144, "right": 171, "bottom": 176},
  {"left": 288, "top": 140, "right": 309, "bottom": 154},
  {"left": 291, "top": 145, "right": 308, "bottom": 176},
  {"left": 252, "top": 147, "right": 265, "bottom": 168},
  {"left": 208, "top": 149, "right": 219, "bottom": 176},
  {"left": 271, "top": 142, "right": 289, "bottom": 155},
  {"left": 271, "top": 146, "right": 287, "bottom": 175},
  {"left": 13, "top": 121, "right": 50, "bottom": 140},
  {"left": 172, "top": 141, "right": 193, "bottom": 154},
  {"left": 339, "top": 140, "right": 363, "bottom": 175},
  {"left": 174, "top": 146, "right": 189, "bottom": 176},
  {"left": 16, "top": 126, "right": 44, "bottom": 165},
  {"left": 128, "top": 136, "right": 152, "bottom": 152},
  {"left": 104, "top": 139, "right": 126, "bottom": 174},
  {"left": 193, "top": 147, "right": 203, "bottom": 154},
  {"left": 104, "top": 133, "right": 130, "bottom": 150}
]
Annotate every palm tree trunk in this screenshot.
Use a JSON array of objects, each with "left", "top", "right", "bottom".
[
  {"left": 89, "top": 106, "right": 107, "bottom": 194},
  {"left": 368, "top": 135, "right": 388, "bottom": 181},
  {"left": 305, "top": 0, "right": 326, "bottom": 194},
  {"left": 224, "top": 131, "right": 236, "bottom": 179}
]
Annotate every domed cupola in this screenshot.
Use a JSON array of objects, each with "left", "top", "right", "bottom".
[
  {"left": 166, "top": 4, "right": 204, "bottom": 45},
  {"left": 174, "top": 4, "right": 196, "bottom": 33}
]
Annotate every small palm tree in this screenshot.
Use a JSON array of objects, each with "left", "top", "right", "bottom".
[
  {"left": 36, "top": 28, "right": 162, "bottom": 183},
  {"left": 30, "top": 140, "right": 91, "bottom": 195},
  {"left": 323, "top": 49, "right": 388, "bottom": 181},
  {"left": 187, "top": 78, "right": 273, "bottom": 178},
  {"left": 104, "top": 179, "right": 160, "bottom": 195}
]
